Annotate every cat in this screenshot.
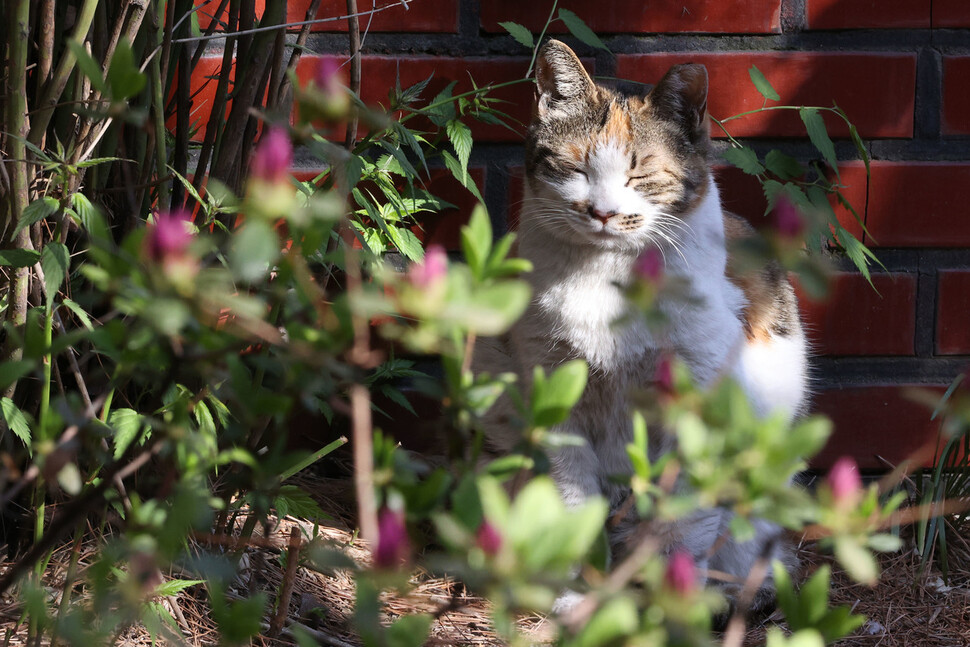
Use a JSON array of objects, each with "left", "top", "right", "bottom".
[{"left": 473, "top": 40, "right": 808, "bottom": 611}]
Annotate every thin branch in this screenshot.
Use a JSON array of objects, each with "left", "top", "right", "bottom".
[{"left": 170, "top": 0, "right": 412, "bottom": 44}]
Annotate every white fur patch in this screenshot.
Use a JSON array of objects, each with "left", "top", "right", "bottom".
[{"left": 734, "top": 332, "right": 808, "bottom": 423}]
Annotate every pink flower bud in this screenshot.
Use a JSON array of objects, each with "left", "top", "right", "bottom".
[
  {"left": 374, "top": 507, "right": 409, "bottom": 569},
  {"left": 827, "top": 456, "right": 862, "bottom": 507},
  {"left": 408, "top": 245, "right": 447, "bottom": 289},
  {"left": 144, "top": 209, "right": 193, "bottom": 263},
  {"left": 315, "top": 58, "right": 341, "bottom": 93},
  {"left": 654, "top": 354, "right": 675, "bottom": 397},
  {"left": 250, "top": 127, "right": 292, "bottom": 184},
  {"left": 634, "top": 246, "right": 664, "bottom": 283},
  {"left": 664, "top": 550, "right": 696, "bottom": 595},
  {"left": 771, "top": 196, "right": 804, "bottom": 239},
  {"left": 475, "top": 521, "right": 502, "bottom": 556}
]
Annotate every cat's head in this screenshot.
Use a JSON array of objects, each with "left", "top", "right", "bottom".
[{"left": 523, "top": 40, "right": 712, "bottom": 251}]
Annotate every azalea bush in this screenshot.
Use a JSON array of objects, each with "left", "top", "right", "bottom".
[{"left": 0, "top": 1, "right": 950, "bottom": 646}]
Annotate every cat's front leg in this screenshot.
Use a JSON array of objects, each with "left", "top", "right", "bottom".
[{"left": 547, "top": 436, "right": 603, "bottom": 507}]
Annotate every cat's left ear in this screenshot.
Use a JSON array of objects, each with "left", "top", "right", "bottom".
[{"left": 648, "top": 64, "right": 709, "bottom": 141}]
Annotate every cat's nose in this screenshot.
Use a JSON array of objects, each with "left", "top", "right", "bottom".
[{"left": 589, "top": 207, "right": 615, "bottom": 224}]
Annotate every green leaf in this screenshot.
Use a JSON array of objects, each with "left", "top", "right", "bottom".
[
  {"left": 0, "top": 360, "right": 34, "bottom": 393},
  {"left": 57, "top": 463, "right": 82, "bottom": 495},
  {"left": 62, "top": 297, "right": 94, "bottom": 331},
  {"left": 848, "top": 123, "right": 870, "bottom": 175},
  {"left": 230, "top": 220, "right": 279, "bottom": 282},
  {"left": 274, "top": 485, "right": 329, "bottom": 521},
  {"left": 71, "top": 193, "right": 110, "bottom": 241},
  {"left": 154, "top": 579, "right": 205, "bottom": 597},
  {"left": 1, "top": 397, "right": 32, "bottom": 448},
  {"left": 67, "top": 40, "right": 107, "bottom": 94},
  {"left": 498, "top": 21, "right": 534, "bottom": 48},
  {"left": 386, "top": 225, "right": 424, "bottom": 262},
  {"left": 0, "top": 249, "right": 41, "bottom": 267},
  {"left": 15, "top": 196, "right": 59, "bottom": 237},
  {"left": 575, "top": 595, "right": 638, "bottom": 647},
  {"left": 386, "top": 613, "right": 433, "bottom": 647},
  {"left": 532, "top": 360, "right": 589, "bottom": 428},
  {"left": 109, "top": 408, "right": 145, "bottom": 459},
  {"left": 800, "top": 108, "right": 839, "bottom": 180},
  {"left": 445, "top": 119, "right": 472, "bottom": 184},
  {"left": 441, "top": 150, "right": 484, "bottom": 203},
  {"left": 558, "top": 9, "right": 610, "bottom": 52},
  {"left": 748, "top": 65, "right": 780, "bottom": 101},
  {"left": 868, "top": 532, "right": 903, "bottom": 553},
  {"left": 106, "top": 41, "right": 147, "bottom": 100},
  {"left": 765, "top": 150, "right": 804, "bottom": 180},
  {"left": 834, "top": 537, "right": 878, "bottom": 585},
  {"left": 41, "top": 242, "right": 70, "bottom": 303},
  {"left": 723, "top": 146, "right": 764, "bottom": 175},
  {"left": 461, "top": 205, "right": 492, "bottom": 281}
]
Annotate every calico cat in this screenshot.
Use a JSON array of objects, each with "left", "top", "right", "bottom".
[{"left": 474, "top": 40, "right": 808, "bottom": 608}]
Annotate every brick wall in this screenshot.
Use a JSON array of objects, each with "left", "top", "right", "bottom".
[{"left": 193, "top": 0, "right": 970, "bottom": 469}]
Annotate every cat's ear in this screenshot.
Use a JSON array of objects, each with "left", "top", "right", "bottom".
[
  {"left": 535, "top": 40, "right": 595, "bottom": 116},
  {"left": 648, "top": 63, "right": 709, "bottom": 140}
]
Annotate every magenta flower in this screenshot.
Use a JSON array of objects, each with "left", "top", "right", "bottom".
[
  {"left": 373, "top": 507, "right": 410, "bottom": 569},
  {"left": 771, "top": 196, "right": 804, "bottom": 238},
  {"left": 250, "top": 127, "right": 292, "bottom": 184},
  {"left": 827, "top": 455, "right": 862, "bottom": 507},
  {"left": 634, "top": 246, "right": 664, "bottom": 283},
  {"left": 144, "top": 209, "right": 193, "bottom": 263},
  {"left": 654, "top": 354, "right": 675, "bottom": 397},
  {"left": 664, "top": 550, "right": 696, "bottom": 595},
  {"left": 408, "top": 245, "right": 448, "bottom": 289},
  {"left": 475, "top": 520, "right": 502, "bottom": 556},
  {"left": 315, "top": 58, "right": 341, "bottom": 93}
]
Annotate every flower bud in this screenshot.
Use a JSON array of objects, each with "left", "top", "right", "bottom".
[
  {"left": 654, "top": 354, "right": 675, "bottom": 397},
  {"left": 408, "top": 245, "right": 448, "bottom": 289},
  {"left": 770, "top": 196, "right": 804, "bottom": 239},
  {"left": 664, "top": 550, "right": 696, "bottom": 595},
  {"left": 827, "top": 455, "right": 862, "bottom": 508},
  {"left": 634, "top": 246, "right": 664, "bottom": 283},
  {"left": 250, "top": 127, "right": 292, "bottom": 185},
  {"left": 475, "top": 520, "right": 502, "bottom": 556},
  {"left": 315, "top": 58, "right": 341, "bottom": 95},
  {"left": 144, "top": 209, "right": 193, "bottom": 263},
  {"left": 374, "top": 507, "right": 410, "bottom": 569}
]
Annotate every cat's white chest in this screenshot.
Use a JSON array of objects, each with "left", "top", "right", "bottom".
[{"left": 531, "top": 254, "right": 654, "bottom": 373}]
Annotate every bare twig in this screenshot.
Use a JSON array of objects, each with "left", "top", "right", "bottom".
[
  {"left": 344, "top": 0, "right": 362, "bottom": 148},
  {"left": 269, "top": 527, "right": 303, "bottom": 636},
  {"left": 170, "top": 1, "right": 413, "bottom": 44}
]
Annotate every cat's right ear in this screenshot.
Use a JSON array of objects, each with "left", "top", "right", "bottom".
[{"left": 535, "top": 40, "right": 595, "bottom": 116}]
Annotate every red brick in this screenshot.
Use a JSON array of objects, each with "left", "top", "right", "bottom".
[
  {"left": 811, "top": 386, "right": 944, "bottom": 469},
  {"left": 615, "top": 53, "right": 916, "bottom": 139},
  {"left": 936, "top": 270, "right": 970, "bottom": 355},
  {"left": 715, "top": 161, "right": 868, "bottom": 240},
  {"left": 170, "top": 57, "right": 234, "bottom": 142},
  {"left": 865, "top": 162, "right": 970, "bottom": 247},
  {"left": 296, "top": 56, "right": 550, "bottom": 143},
  {"left": 942, "top": 56, "right": 970, "bottom": 135},
  {"left": 806, "top": 0, "right": 930, "bottom": 29},
  {"left": 197, "top": 0, "right": 458, "bottom": 33},
  {"left": 797, "top": 273, "right": 916, "bottom": 356},
  {"left": 481, "top": 1, "right": 781, "bottom": 34},
  {"left": 934, "top": 0, "right": 970, "bottom": 27}
]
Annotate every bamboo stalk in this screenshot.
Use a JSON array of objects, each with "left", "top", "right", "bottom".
[
  {"left": 29, "top": 0, "right": 100, "bottom": 148},
  {"left": 2, "top": 0, "right": 33, "bottom": 400},
  {"left": 344, "top": 0, "right": 361, "bottom": 148}
]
